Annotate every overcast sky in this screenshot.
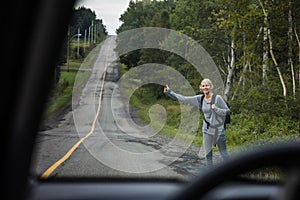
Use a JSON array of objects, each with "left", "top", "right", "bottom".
[{"left": 75, "top": 0, "right": 131, "bottom": 35}]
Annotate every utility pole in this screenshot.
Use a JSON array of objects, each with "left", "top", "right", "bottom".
[
  {"left": 67, "top": 26, "right": 70, "bottom": 72},
  {"left": 77, "top": 28, "right": 80, "bottom": 58},
  {"left": 84, "top": 29, "right": 87, "bottom": 53},
  {"left": 91, "top": 21, "right": 94, "bottom": 45}
]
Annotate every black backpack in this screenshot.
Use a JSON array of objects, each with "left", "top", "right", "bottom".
[{"left": 198, "top": 94, "right": 230, "bottom": 128}]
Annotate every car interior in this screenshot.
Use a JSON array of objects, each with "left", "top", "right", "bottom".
[{"left": 3, "top": 0, "right": 300, "bottom": 200}]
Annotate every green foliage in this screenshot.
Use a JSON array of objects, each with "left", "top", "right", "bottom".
[
  {"left": 45, "top": 9, "right": 106, "bottom": 119},
  {"left": 226, "top": 112, "right": 299, "bottom": 147},
  {"left": 70, "top": 7, "right": 106, "bottom": 36},
  {"left": 117, "top": 0, "right": 300, "bottom": 150},
  {"left": 44, "top": 71, "right": 76, "bottom": 118},
  {"left": 116, "top": 0, "right": 176, "bottom": 70}
]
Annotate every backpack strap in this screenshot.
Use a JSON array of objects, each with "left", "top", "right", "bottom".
[
  {"left": 199, "top": 94, "right": 216, "bottom": 108},
  {"left": 211, "top": 93, "right": 216, "bottom": 104},
  {"left": 198, "top": 94, "right": 218, "bottom": 129},
  {"left": 200, "top": 95, "right": 204, "bottom": 110},
  {"left": 198, "top": 94, "right": 210, "bottom": 129}
]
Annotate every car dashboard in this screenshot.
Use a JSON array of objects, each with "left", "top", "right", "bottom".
[{"left": 28, "top": 178, "right": 281, "bottom": 200}]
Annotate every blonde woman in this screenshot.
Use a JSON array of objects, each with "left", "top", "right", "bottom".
[{"left": 164, "top": 78, "right": 230, "bottom": 168}]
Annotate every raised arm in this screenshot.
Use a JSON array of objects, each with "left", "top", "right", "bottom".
[{"left": 164, "top": 85, "right": 200, "bottom": 107}]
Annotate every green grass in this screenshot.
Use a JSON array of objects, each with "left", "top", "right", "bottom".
[
  {"left": 43, "top": 70, "right": 76, "bottom": 118},
  {"left": 128, "top": 93, "right": 205, "bottom": 147},
  {"left": 45, "top": 36, "right": 299, "bottom": 153},
  {"left": 128, "top": 88, "right": 300, "bottom": 151},
  {"left": 43, "top": 38, "right": 104, "bottom": 119}
]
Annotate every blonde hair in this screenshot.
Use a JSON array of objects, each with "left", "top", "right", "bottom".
[{"left": 201, "top": 78, "right": 214, "bottom": 89}]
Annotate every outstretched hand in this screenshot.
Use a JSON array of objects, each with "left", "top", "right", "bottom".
[{"left": 163, "top": 85, "right": 169, "bottom": 93}]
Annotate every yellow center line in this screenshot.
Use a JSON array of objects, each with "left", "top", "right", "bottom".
[{"left": 40, "top": 63, "right": 108, "bottom": 179}]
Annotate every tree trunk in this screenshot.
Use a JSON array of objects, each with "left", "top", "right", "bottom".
[
  {"left": 232, "top": 27, "right": 263, "bottom": 100},
  {"left": 268, "top": 29, "right": 287, "bottom": 97},
  {"left": 288, "top": 1, "right": 296, "bottom": 99},
  {"left": 260, "top": 0, "right": 287, "bottom": 98},
  {"left": 224, "top": 39, "right": 235, "bottom": 101},
  {"left": 294, "top": 24, "right": 300, "bottom": 88},
  {"left": 262, "top": 19, "right": 269, "bottom": 85}
]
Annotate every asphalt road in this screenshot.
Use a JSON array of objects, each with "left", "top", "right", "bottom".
[{"left": 31, "top": 36, "right": 208, "bottom": 180}]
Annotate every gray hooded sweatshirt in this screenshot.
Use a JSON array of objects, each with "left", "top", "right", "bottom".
[{"left": 166, "top": 89, "right": 230, "bottom": 154}]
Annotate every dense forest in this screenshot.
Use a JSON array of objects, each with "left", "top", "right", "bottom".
[
  {"left": 45, "top": 6, "right": 107, "bottom": 118},
  {"left": 55, "top": 6, "right": 107, "bottom": 82},
  {"left": 116, "top": 0, "right": 300, "bottom": 146}
]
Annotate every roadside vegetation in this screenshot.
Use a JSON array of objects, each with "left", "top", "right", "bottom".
[
  {"left": 45, "top": 1, "right": 300, "bottom": 152},
  {"left": 41, "top": 1, "right": 300, "bottom": 183},
  {"left": 43, "top": 6, "right": 107, "bottom": 119},
  {"left": 117, "top": 0, "right": 300, "bottom": 151}
]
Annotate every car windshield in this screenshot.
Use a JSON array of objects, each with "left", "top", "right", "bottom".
[{"left": 30, "top": 0, "right": 300, "bottom": 182}]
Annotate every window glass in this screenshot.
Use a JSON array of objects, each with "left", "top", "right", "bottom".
[{"left": 30, "top": 0, "right": 300, "bottom": 182}]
